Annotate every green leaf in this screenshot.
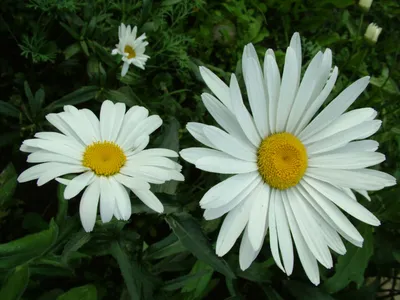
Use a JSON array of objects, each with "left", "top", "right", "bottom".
[
  {"left": 141, "top": 0, "right": 153, "bottom": 23},
  {"left": 152, "top": 118, "right": 180, "bottom": 195},
  {"left": 165, "top": 212, "right": 236, "bottom": 279},
  {"left": 56, "top": 183, "right": 68, "bottom": 227},
  {"left": 110, "top": 241, "right": 141, "bottom": 300},
  {"left": 236, "top": 258, "right": 273, "bottom": 282},
  {"left": 181, "top": 260, "right": 214, "bottom": 299},
  {"left": 25, "top": 81, "right": 41, "bottom": 117},
  {"left": 285, "top": 280, "right": 335, "bottom": 300},
  {"left": 323, "top": 224, "right": 374, "bottom": 293},
  {"left": 0, "top": 101, "right": 20, "bottom": 118},
  {"left": 0, "top": 265, "right": 30, "bottom": 300},
  {"left": 103, "top": 89, "right": 137, "bottom": 107},
  {"left": 57, "top": 285, "right": 97, "bottom": 300},
  {"left": 0, "top": 163, "right": 17, "bottom": 207},
  {"left": 46, "top": 86, "right": 99, "bottom": 111},
  {"left": 64, "top": 42, "right": 82, "bottom": 59},
  {"left": 61, "top": 231, "right": 91, "bottom": 264},
  {"left": 34, "top": 88, "right": 45, "bottom": 111},
  {"left": 320, "top": 0, "right": 354, "bottom": 8},
  {"left": 88, "top": 40, "right": 117, "bottom": 68},
  {"left": 0, "top": 219, "right": 59, "bottom": 269},
  {"left": 370, "top": 67, "right": 400, "bottom": 95},
  {"left": 162, "top": 269, "right": 209, "bottom": 291},
  {"left": 144, "top": 233, "right": 187, "bottom": 260}
]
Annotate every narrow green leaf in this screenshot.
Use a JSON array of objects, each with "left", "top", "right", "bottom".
[
  {"left": 60, "top": 22, "right": 80, "bottom": 39},
  {"left": 64, "top": 42, "right": 82, "bottom": 59},
  {"left": 25, "top": 81, "right": 40, "bottom": 117},
  {"left": 34, "top": 88, "right": 45, "bottom": 110},
  {"left": 0, "top": 163, "right": 17, "bottom": 207},
  {"left": 165, "top": 212, "right": 236, "bottom": 279},
  {"left": 88, "top": 40, "right": 117, "bottom": 67},
  {"left": 0, "top": 219, "right": 59, "bottom": 269},
  {"left": 55, "top": 183, "right": 68, "bottom": 227},
  {"left": 110, "top": 241, "right": 141, "bottom": 300},
  {"left": 57, "top": 284, "right": 97, "bottom": 300},
  {"left": 61, "top": 231, "right": 91, "bottom": 264},
  {"left": 323, "top": 224, "right": 374, "bottom": 293},
  {"left": 162, "top": 270, "right": 209, "bottom": 291},
  {"left": 80, "top": 40, "right": 90, "bottom": 56},
  {"left": 0, "top": 265, "right": 30, "bottom": 300},
  {"left": 141, "top": 0, "right": 153, "bottom": 22},
  {"left": 144, "top": 233, "right": 186, "bottom": 260},
  {"left": 236, "top": 258, "right": 273, "bottom": 282},
  {"left": 0, "top": 101, "right": 20, "bottom": 118},
  {"left": 46, "top": 86, "right": 99, "bottom": 111},
  {"left": 285, "top": 280, "right": 335, "bottom": 300},
  {"left": 103, "top": 89, "right": 136, "bottom": 107},
  {"left": 181, "top": 260, "right": 214, "bottom": 299}
]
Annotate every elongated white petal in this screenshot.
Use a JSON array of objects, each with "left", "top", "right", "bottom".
[
  {"left": 268, "top": 190, "right": 285, "bottom": 272},
  {"left": 180, "top": 147, "right": 231, "bottom": 165},
  {"left": 79, "top": 179, "right": 100, "bottom": 232},
  {"left": 114, "top": 173, "right": 150, "bottom": 190},
  {"left": 64, "top": 171, "right": 95, "bottom": 199},
  {"left": 264, "top": 52, "right": 281, "bottom": 132},
  {"left": 196, "top": 156, "right": 257, "bottom": 174},
  {"left": 248, "top": 184, "right": 270, "bottom": 250},
  {"left": 308, "top": 152, "right": 385, "bottom": 169},
  {"left": 99, "top": 177, "right": 115, "bottom": 223},
  {"left": 100, "top": 100, "right": 115, "bottom": 141},
  {"left": 199, "top": 66, "right": 231, "bottom": 111},
  {"left": 110, "top": 177, "right": 131, "bottom": 220},
  {"left": 186, "top": 122, "right": 215, "bottom": 148},
  {"left": 323, "top": 140, "right": 379, "bottom": 154},
  {"left": 239, "top": 225, "right": 264, "bottom": 270},
  {"left": 132, "top": 189, "right": 164, "bottom": 213},
  {"left": 109, "top": 102, "right": 126, "bottom": 141}
]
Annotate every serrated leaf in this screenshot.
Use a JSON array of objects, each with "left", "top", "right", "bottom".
[
  {"left": 285, "top": 280, "right": 335, "bottom": 300},
  {"left": 0, "top": 265, "right": 30, "bottom": 300},
  {"left": 0, "top": 219, "right": 59, "bottom": 269},
  {"left": 57, "top": 284, "right": 97, "bottom": 300},
  {"left": 0, "top": 101, "right": 20, "bottom": 118},
  {"left": 323, "top": 224, "right": 374, "bottom": 293},
  {"left": 46, "top": 86, "right": 99, "bottom": 111},
  {"left": 165, "top": 212, "right": 236, "bottom": 279},
  {"left": 0, "top": 163, "right": 17, "bottom": 207}
]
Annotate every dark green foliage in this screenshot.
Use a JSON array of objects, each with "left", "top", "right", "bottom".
[{"left": 0, "top": 0, "right": 399, "bottom": 299}]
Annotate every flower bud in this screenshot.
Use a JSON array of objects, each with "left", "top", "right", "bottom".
[
  {"left": 358, "top": 0, "right": 373, "bottom": 12},
  {"left": 364, "top": 23, "right": 382, "bottom": 44}
]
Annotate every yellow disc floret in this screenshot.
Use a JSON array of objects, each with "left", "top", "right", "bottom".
[
  {"left": 82, "top": 141, "right": 126, "bottom": 176},
  {"left": 257, "top": 132, "right": 308, "bottom": 190},
  {"left": 124, "top": 45, "right": 136, "bottom": 59}
]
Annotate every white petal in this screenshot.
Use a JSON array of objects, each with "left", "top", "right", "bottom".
[
  {"left": 27, "top": 151, "right": 81, "bottom": 165},
  {"left": 299, "top": 76, "right": 370, "bottom": 141},
  {"left": 308, "top": 152, "right": 386, "bottom": 169},
  {"left": 302, "top": 108, "right": 377, "bottom": 145},
  {"left": 289, "top": 32, "right": 302, "bottom": 80},
  {"left": 239, "top": 225, "right": 264, "bottom": 270},
  {"left": 230, "top": 74, "right": 261, "bottom": 147},
  {"left": 110, "top": 177, "right": 131, "bottom": 220},
  {"left": 216, "top": 198, "right": 253, "bottom": 257},
  {"left": 276, "top": 47, "right": 299, "bottom": 132},
  {"left": 99, "top": 177, "right": 115, "bottom": 223},
  {"left": 196, "top": 156, "right": 257, "bottom": 174},
  {"left": 121, "top": 115, "right": 162, "bottom": 150},
  {"left": 82, "top": 109, "right": 101, "bottom": 141},
  {"left": 306, "top": 120, "right": 382, "bottom": 155},
  {"left": 325, "top": 140, "right": 379, "bottom": 154},
  {"left": 287, "top": 188, "right": 333, "bottom": 269},
  {"left": 116, "top": 106, "right": 149, "bottom": 145},
  {"left": 286, "top": 52, "right": 323, "bottom": 133},
  {"left": 200, "top": 172, "right": 259, "bottom": 208},
  {"left": 23, "top": 139, "right": 83, "bottom": 160},
  {"left": 180, "top": 147, "right": 231, "bottom": 165},
  {"left": 268, "top": 190, "right": 285, "bottom": 273},
  {"left": 306, "top": 167, "right": 396, "bottom": 191},
  {"left": 203, "top": 126, "right": 256, "bottom": 161},
  {"left": 46, "top": 113, "right": 85, "bottom": 144},
  {"left": 132, "top": 189, "right": 164, "bottom": 213},
  {"left": 114, "top": 173, "right": 150, "bottom": 190},
  {"left": 36, "top": 164, "right": 86, "bottom": 186},
  {"left": 356, "top": 189, "right": 371, "bottom": 201},
  {"left": 243, "top": 57, "right": 269, "bottom": 138},
  {"left": 302, "top": 176, "right": 381, "bottom": 226},
  {"left": 201, "top": 93, "right": 249, "bottom": 144},
  {"left": 248, "top": 184, "right": 270, "bottom": 250},
  {"left": 186, "top": 122, "right": 214, "bottom": 148},
  {"left": 64, "top": 171, "right": 95, "bottom": 199},
  {"left": 100, "top": 100, "right": 115, "bottom": 141},
  {"left": 134, "top": 148, "right": 178, "bottom": 158},
  {"left": 283, "top": 195, "right": 320, "bottom": 286},
  {"left": 299, "top": 179, "right": 364, "bottom": 247},
  {"left": 276, "top": 191, "right": 294, "bottom": 275},
  {"left": 264, "top": 53, "right": 281, "bottom": 133},
  {"left": 121, "top": 61, "right": 130, "bottom": 77},
  {"left": 109, "top": 102, "right": 126, "bottom": 141},
  {"left": 203, "top": 176, "right": 262, "bottom": 219},
  {"left": 199, "top": 66, "right": 231, "bottom": 111},
  {"left": 79, "top": 179, "right": 100, "bottom": 232}
]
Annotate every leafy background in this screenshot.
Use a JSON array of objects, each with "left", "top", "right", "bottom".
[{"left": 0, "top": 0, "right": 399, "bottom": 299}]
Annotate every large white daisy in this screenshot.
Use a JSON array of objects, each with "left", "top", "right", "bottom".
[
  {"left": 180, "top": 32, "right": 396, "bottom": 285},
  {"left": 18, "top": 100, "right": 183, "bottom": 232},
  {"left": 112, "top": 23, "right": 150, "bottom": 77}
]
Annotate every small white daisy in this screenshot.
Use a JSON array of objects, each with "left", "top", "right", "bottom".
[
  {"left": 180, "top": 32, "right": 396, "bottom": 285},
  {"left": 18, "top": 100, "right": 183, "bottom": 232},
  {"left": 111, "top": 23, "right": 150, "bottom": 77}
]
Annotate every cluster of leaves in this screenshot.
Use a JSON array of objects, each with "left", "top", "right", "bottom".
[{"left": 0, "top": 0, "right": 399, "bottom": 299}]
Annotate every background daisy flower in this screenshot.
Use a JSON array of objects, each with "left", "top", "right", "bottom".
[
  {"left": 112, "top": 23, "right": 150, "bottom": 77},
  {"left": 18, "top": 100, "right": 184, "bottom": 232},
  {"left": 180, "top": 32, "right": 396, "bottom": 285}
]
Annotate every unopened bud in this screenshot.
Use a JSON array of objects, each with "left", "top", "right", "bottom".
[
  {"left": 359, "top": 0, "right": 373, "bottom": 12},
  {"left": 364, "top": 23, "right": 382, "bottom": 44}
]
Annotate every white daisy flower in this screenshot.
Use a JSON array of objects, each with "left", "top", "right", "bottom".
[
  {"left": 180, "top": 32, "right": 396, "bottom": 285},
  {"left": 18, "top": 100, "right": 184, "bottom": 232},
  {"left": 111, "top": 23, "right": 150, "bottom": 77}
]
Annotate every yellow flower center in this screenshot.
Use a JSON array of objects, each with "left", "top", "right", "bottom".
[
  {"left": 257, "top": 132, "right": 308, "bottom": 190},
  {"left": 124, "top": 45, "right": 136, "bottom": 59},
  {"left": 82, "top": 141, "right": 126, "bottom": 176}
]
